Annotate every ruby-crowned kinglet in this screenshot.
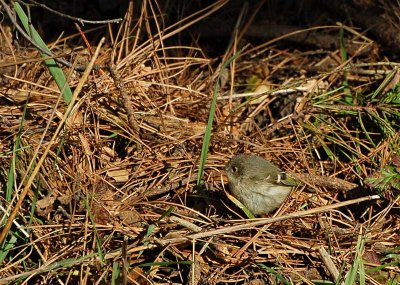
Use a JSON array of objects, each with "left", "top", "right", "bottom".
[{"left": 225, "top": 154, "right": 295, "bottom": 215}]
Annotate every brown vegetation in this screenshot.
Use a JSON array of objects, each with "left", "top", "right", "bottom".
[{"left": 0, "top": 0, "right": 399, "bottom": 284}]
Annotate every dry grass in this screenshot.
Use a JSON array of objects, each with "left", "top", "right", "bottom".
[{"left": 0, "top": 1, "right": 399, "bottom": 284}]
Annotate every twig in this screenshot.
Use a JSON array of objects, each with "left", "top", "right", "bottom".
[
  {"left": 24, "top": 0, "right": 123, "bottom": 25},
  {"left": 319, "top": 246, "right": 341, "bottom": 283},
  {"left": 163, "top": 195, "right": 380, "bottom": 243},
  {"left": 218, "top": 86, "right": 310, "bottom": 100},
  {"left": 292, "top": 173, "right": 358, "bottom": 192},
  {"left": 108, "top": 64, "right": 140, "bottom": 134},
  {"left": 99, "top": 195, "right": 380, "bottom": 263},
  {"left": 0, "top": 0, "right": 76, "bottom": 69}
]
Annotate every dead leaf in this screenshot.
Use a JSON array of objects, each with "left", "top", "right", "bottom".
[
  {"left": 119, "top": 209, "right": 141, "bottom": 224},
  {"left": 107, "top": 169, "right": 130, "bottom": 182},
  {"left": 36, "top": 195, "right": 56, "bottom": 217}
]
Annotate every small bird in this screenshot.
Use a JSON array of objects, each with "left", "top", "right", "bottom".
[{"left": 225, "top": 154, "right": 294, "bottom": 215}]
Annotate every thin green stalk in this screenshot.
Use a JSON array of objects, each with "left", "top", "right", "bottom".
[{"left": 196, "top": 52, "right": 241, "bottom": 188}]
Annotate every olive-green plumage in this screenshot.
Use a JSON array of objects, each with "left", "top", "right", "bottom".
[{"left": 225, "top": 154, "right": 293, "bottom": 215}]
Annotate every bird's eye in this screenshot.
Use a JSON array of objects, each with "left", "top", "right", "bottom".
[{"left": 232, "top": 166, "right": 238, "bottom": 173}]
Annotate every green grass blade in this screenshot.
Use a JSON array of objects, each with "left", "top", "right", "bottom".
[
  {"left": 6, "top": 99, "right": 29, "bottom": 202},
  {"left": 196, "top": 51, "right": 241, "bottom": 188},
  {"left": 371, "top": 68, "right": 398, "bottom": 100},
  {"left": 257, "top": 263, "right": 291, "bottom": 285},
  {"left": 84, "top": 195, "right": 105, "bottom": 264},
  {"left": 111, "top": 261, "right": 120, "bottom": 285},
  {"left": 0, "top": 234, "right": 17, "bottom": 264},
  {"left": 14, "top": 2, "right": 72, "bottom": 104},
  {"left": 344, "top": 230, "right": 365, "bottom": 284}
]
